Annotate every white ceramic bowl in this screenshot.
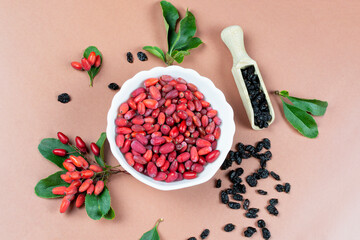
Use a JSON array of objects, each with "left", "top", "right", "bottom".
[{"left": 107, "top": 66, "right": 235, "bottom": 191}]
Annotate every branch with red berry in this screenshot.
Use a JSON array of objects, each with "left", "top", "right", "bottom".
[{"left": 34, "top": 132, "right": 127, "bottom": 220}]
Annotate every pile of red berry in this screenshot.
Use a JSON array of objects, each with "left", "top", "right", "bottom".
[
  {"left": 115, "top": 75, "right": 222, "bottom": 182},
  {"left": 71, "top": 51, "right": 100, "bottom": 71},
  {"left": 52, "top": 132, "right": 105, "bottom": 213}
]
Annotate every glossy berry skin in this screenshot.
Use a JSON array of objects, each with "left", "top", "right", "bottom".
[
  {"left": 81, "top": 58, "right": 91, "bottom": 71},
  {"left": 52, "top": 149, "right": 67, "bottom": 157},
  {"left": 52, "top": 186, "right": 66, "bottom": 195},
  {"left": 90, "top": 142, "right": 100, "bottom": 156},
  {"left": 57, "top": 132, "right": 69, "bottom": 144},
  {"left": 59, "top": 198, "right": 71, "bottom": 213},
  {"left": 71, "top": 61, "right": 83, "bottom": 71},
  {"left": 75, "top": 136, "right": 86, "bottom": 152},
  {"left": 75, "top": 194, "right": 86, "bottom": 208},
  {"left": 94, "top": 55, "right": 101, "bottom": 67},
  {"left": 94, "top": 180, "right": 105, "bottom": 196},
  {"left": 87, "top": 52, "right": 96, "bottom": 66}
]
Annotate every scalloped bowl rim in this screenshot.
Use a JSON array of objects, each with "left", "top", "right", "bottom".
[{"left": 106, "top": 66, "right": 235, "bottom": 191}]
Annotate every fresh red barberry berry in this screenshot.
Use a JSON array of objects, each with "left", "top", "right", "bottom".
[
  {"left": 87, "top": 184, "right": 95, "bottom": 195},
  {"left": 57, "top": 132, "right": 69, "bottom": 144},
  {"left": 94, "top": 55, "right": 101, "bottom": 67},
  {"left": 90, "top": 142, "right": 100, "bottom": 156},
  {"left": 81, "top": 58, "right": 91, "bottom": 71},
  {"left": 87, "top": 52, "right": 96, "bottom": 66},
  {"left": 52, "top": 149, "right": 67, "bottom": 157},
  {"left": 59, "top": 197, "right": 71, "bottom": 213},
  {"left": 81, "top": 170, "right": 94, "bottom": 178},
  {"left": 75, "top": 136, "right": 86, "bottom": 152},
  {"left": 71, "top": 61, "right": 83, "bottom": 71},
  {"left": 89, "top": 165, "right": 103, "bottom": 173},
  {"left": 79, "top": 179, "right": 93, "bottom": 192},
  {"left": 52, "top": 186, "right": 67, "bottom": 195},
  {"left": 63, "top": 162, "right": 75, "bottom": 171},
  {"left": 75, "top": 193, "right": 86, "bottom": 208},
  {"left": 94, "top": 180, "right": 104, "bottom": 196}
]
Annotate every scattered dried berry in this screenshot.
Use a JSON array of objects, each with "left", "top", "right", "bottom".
[
  {"left": 215, "top": 179, "right": 222, "bottom": 188},
  {"left": 243, "top": 199, "right": 250, "bottom": 210},
  {"left": 269, "top": 198, "right": 278, "bottom": 206},
  {"left": 187, "top": 238, "right": 196, "bottom": 240},
  {"left": 257, "top": 219, "right": 266, "bottom": 228},
  {"left": 257, "top": 190, "right": 268, "bottom": 195},
  {"left": 235, "top": 167, "right": 244, "bottom": 176},
  {"left": 252, "top": 172, "right": 261, "bottom": 180},
  {"left": 244, "top": 227, "right": 257, "bottom": 237},
  {"left": 228, "top": 202, "right": 241, "bottom": 209},
  {"left": 137, "top": 51, "right": 148, "bottom": 61},
  {"left": 126, "top": 52, "right": 134, "bottom": 63},
  {"left": 221, "top": 191, "right": 229, "bottom": 204},
  {"left": 262, "top": 138, "right": 271, "bottom": 149},
  {"left": 262, "top": 228, "right": 271, "bottom": 239},
  {"left": 275, "top": 184, "right": 284, "bottom": 192},
  {"left": 245, "top": 212, "right": 257, "bottom": 218},
  {"left": 108, "top": 83, "right": 120, "bottom": 90},
  {"left": 246, "top": 175, "right": 257, "bottom": 187},
  {"left": 270, "top": 171, "right": 280, "bottom": 181},
  {"left": 224, "top": 223, "right": 235, "bottom": 232},
  {"left": 258, "top": 168, "right": 269, "bottom": 179},
  {"left": 284, "top": 183, "right": 291, "bottom": 193},
  {"left": 248, "top": 208, "right": 259, "bottom": 214},
  {"left": 233, "top": 193, "right": 243, "bottom": 201},
  {"left": 57, "top": 93, "right": 70, "bottom": 103},
  {"left": 200, "top": 229, "right": 210, "bottom": 239},
  {"left": 266, "top": 205, "right": 279, "bottom": 216},
  {"left": 255, "top": 141, "right": 264, "bottom": 152}
]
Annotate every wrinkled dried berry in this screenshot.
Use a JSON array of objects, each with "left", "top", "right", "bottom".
[
  {"left": 215, "top": 179, "right": 222, "bottom": 188},
  {"left": 220, "top": 191, "right": 229, "bottom": 204},
  {"left": 137, "top": 51, "right": 148, "bottom": 61},
  {"left": 275, "top": 184, "right": 284, "bottom": 192},
  {"left": 269, "top": 198, "right": 278, "bottom": 206},
  {"left": 255, "top": 141, "right": 264, "bottom": 152},
  {"left": 200, "top": 229, "right": 210, "bottom": 239},
  {"left": 126, "top": 52, "right": 134, "bottom": 63},
  {"left": 257, "top": 219, "right": 266, "bottom": 228},
  {"left": 258, "top": 168, "right": 269, "bottom": 179},
  {"left": 226, "top": 188, "right": 234, "bottom": 194},
  {"left": 267, "top": 205, "right": 279, "bottom": 216},
  {"left": 248, "top": 208, "right": 259, "bottom": 214},
  {"left": 270, "top": 171, "right": 280, "bottom": 181},
  {"left": 245, "top": 145, "right": 255, "bottom": 153},
  {"left": 188, "top": 238, "right": 196, "bottom": 240},
  {"left": 260, "top": 159, "right": 267, "bottom": 169},
  {"left": 235, "top": 156, "right": 242, "bottom": 165},
  {"left": 224, "top": 223, "right": 235, "bottom": 232},
  {"left": 233, "top": 183, "right": 246, "bottom": 194},
  {"left": 264, "top": 151, "right": 272, "bottom": 160},
  {"left": 57, "top": 93, "right": 70, "bottom": 103},
  {"left": 220, "top": 158, "right": 233, "bottom": 170},
  {"left": 228, "top": 202, "right": 240, "bottom": 209},
  {"left": 241, "top": 152, "right": 251, "bottom": 159},
  {"left": 108, "top": 83, "right": 120, "bottom": 90},
  {"left": 262, "top": 228, "right": 271, "bottom": 239},
  {"left": 253, "top": 172, "right": 261, "bottom": 180},
  {"left": 243, "top": 199, "right": 250, "bottom": 210},
  {"left": 233, "top": 193, "right": 243, "bottom": 201},
  {"left": 262, "top": 138, "right": 271, "bottom": 149},
  {"left": 246, "top": 175, "right": 257, "bottom": 187},
  {"left": 257, "top": 190, "right": 267, "bottom": 195},
  {"left": 235, "top": 167, "right": 244, "bottom": 176},
  {"left": 245, "top": 212, "right": 257, "bottom": 218},
  {"left": 244, "top": 227, "right": 257, "bottom": 237},
  {"left": 284, "top": 183, "right": 291, "bottom": 193},
  {"left": 236, "top": 142, "right": 245, "bottom": 152}
]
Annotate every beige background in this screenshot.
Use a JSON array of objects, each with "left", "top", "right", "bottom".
[{"left": 1, "top": 0, "right": 360, "bottom": 239}]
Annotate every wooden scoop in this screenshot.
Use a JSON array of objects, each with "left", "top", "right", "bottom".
[{"left": 221, "top": 25, "right": 275, "bottom": 130}]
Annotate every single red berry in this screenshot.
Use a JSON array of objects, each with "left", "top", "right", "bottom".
[
  {"left": 75, "top": 136, "right": 87, "bottom": 152},
  {"left": 63, "top": 162, "right": 75, "bottom": 171},
  {"left": 89, "top": 165, "right": 103, "bottom": 173},
  {"left": 87, "top": 184, "right": 95, "bottom": 195},
  {"left": 59, "top": 198, "right": 70, "bottom": 213},
  {"left": 94, "top": 180, "right": 104, "bottom": 196},
  {"left": 94, "top": 55, "right": 101, "bottom": 67},
  {"left": 57, "top": 132, "right": 69, "bottom": 144},
  {"left": 81, "top": 170, "right": 94, "bottom": 178},
  {"left": 87, "top": 52, "right": 96, "bottom": 66},
  {"left": 52, "top": 186, "right": 66, "bottom": 195},
  {"left": 75, "top": 193, "right": 86, "bottom": 208},
  {"left": 90, "top": 142, "right": 100, "bottom": 156},
  {"left": 81, "top": 58, "right": 91, "bottom": 71},
  {"left": 52, "top": 149, "right": 67, "bottom": 157},
  {"left": 79, "top": 179, "right": 93, "bottom": 192},
  {"left": 71, "top": 61, "right": 83, "bottom": 71}
]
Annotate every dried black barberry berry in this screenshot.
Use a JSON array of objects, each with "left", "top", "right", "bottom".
[
  {"left": 260, "top": 159, "right": 267, "bottom": 169},
  {"left": 267, "top": 205, "right": 279, "bottom": 216},
  {"left": 215, "top": 179, "right": 222, "bottom": 188},
  {"left": 257, "top": 219, "right": 266, "bottom": 228},
  {"left": 245, "top": 145, "right": 255, "bottom": 153},
  {"left": 236, "top": 142, "right": 245, "bottom": 152},
  {"left": 270, "top": 171, "right": 280, "bottom": 181},
  {"left": 226, "top": 188, "right": 234, "bottom": 194},
  {"left": 262, "top": 228, "right": 271, "bottom": 240},
  {"left": 269, "top": 198, "right": 278, "bottom": 206},
  {"left": 241, "top": 152, "right": 252, "bottom": 159},
  {"left": 275, "top": 184, "right": 284, "bottom": 192},
  {"left": 248, "top": 208, "right": 259, "bottom": 214},
  {"left": 284, "top": 183, "right": 291, "bottom": 193},
  {"left": 224, "top": 223, "right": 235, "bottom": 232},
  {"left": 253, "top": 172, "right": 261, "bottom": 180},
  {"left": 264, "top": 151, "right": 272, "bottom": 160},
  {"left": 200, "top": 229, "right": 210, "bottom": 239},
  {"left": 188, "top": 238, "right": 196, "bottom": 240},
  {"left": 126, "top": 52, "right": 133, "bottom": 63},
  {"left": 246, "top": 175, "right": 257, "bottom": 187},
  {"left": 233, "top": 193, "right": 243, "bottom": 201},
  {"left": 257, "top": 190, "right": 268, "bottom": 195},
  {"left": 255, "top": 141, "right": 264, "bottom": 152},
  {"left": 258, "top": 168, "right": 269, "bottom": 179},
  {"left": 235, "top": 167, "right": 244, "bottom": 176},
  {"left": 262, "top": 138, "right": 271, "bottom": 149},
  {"left": 233, "top": 183, "right": 246, "bottom": 194},
  {"left": 243, "top": 199, "right": 250, "bottom": 210},
  {"left": 108, "top": 83, "right": 120, "bottom": 90},
  {"left": 57, "top": 93, "right": 70, "bottom": 103},
  {"left": 244, "top": 227, "right": 257, "bottom": 237},
  {"left": 137, "top": 51, "right": 148, "bottom": 61},
  {"left": 245, "top": 212, "right": 257, "bottom": 218},
  {"left": 220, "top": 191, "right": 229, "bottom": 204},
  {"left": 220, "top": 158, "right": 232, "bottom": 170},
  {"left": 228, "top": 202, "right": 241, "bottom": 209}
]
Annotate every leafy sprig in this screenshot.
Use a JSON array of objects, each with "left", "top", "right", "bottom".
[
  {"left": 275, "top": 90, "right": 328, "bottom": 138},
  {"left": 140, "top": 218, "right": 164, "bottom": 240},
  {"left": 143, "top": 1, "right": 203, "bottom": 65}
]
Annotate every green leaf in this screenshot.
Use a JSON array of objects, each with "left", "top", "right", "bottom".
[
  {"left": 85, "top": 187, "right": 111, "bottom": 220},
  {"left": 140, "top": 219, "right": 163, "bottom": 240},
  {"left": 143, "top": 46, "right": 166, "bottom": 62},
  {"left": 103, "top": 207, "right": 115, "bottom": 220},
  {"left": 38, "top": 138, "right": 80, "bottom": 169},
  {"left": 83, "top": 46, "right": 102, "bottom": 87},
  {"left": 94, "top": 132, "right": 106, "bottom": 168},
  {"left": 287, "top": 96, "right": 328, "bottom": 116},
  {"left": 171, "top": 50, "right": 190, "bottom": 64},
  {"left": 177, "top": 37, "right": 203, "bottom": 51},
  {"left": 160, "top": 1, "right": 179, "bottom": 50},
  {"left": 170, "top": 10, "right": 197, "bottom": 53},
  {"left": 282, "top": 99, "right": 319, "bottom": 138},
  {"left": 35, "top": 171, "right": 69, "bottom": 198}
]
